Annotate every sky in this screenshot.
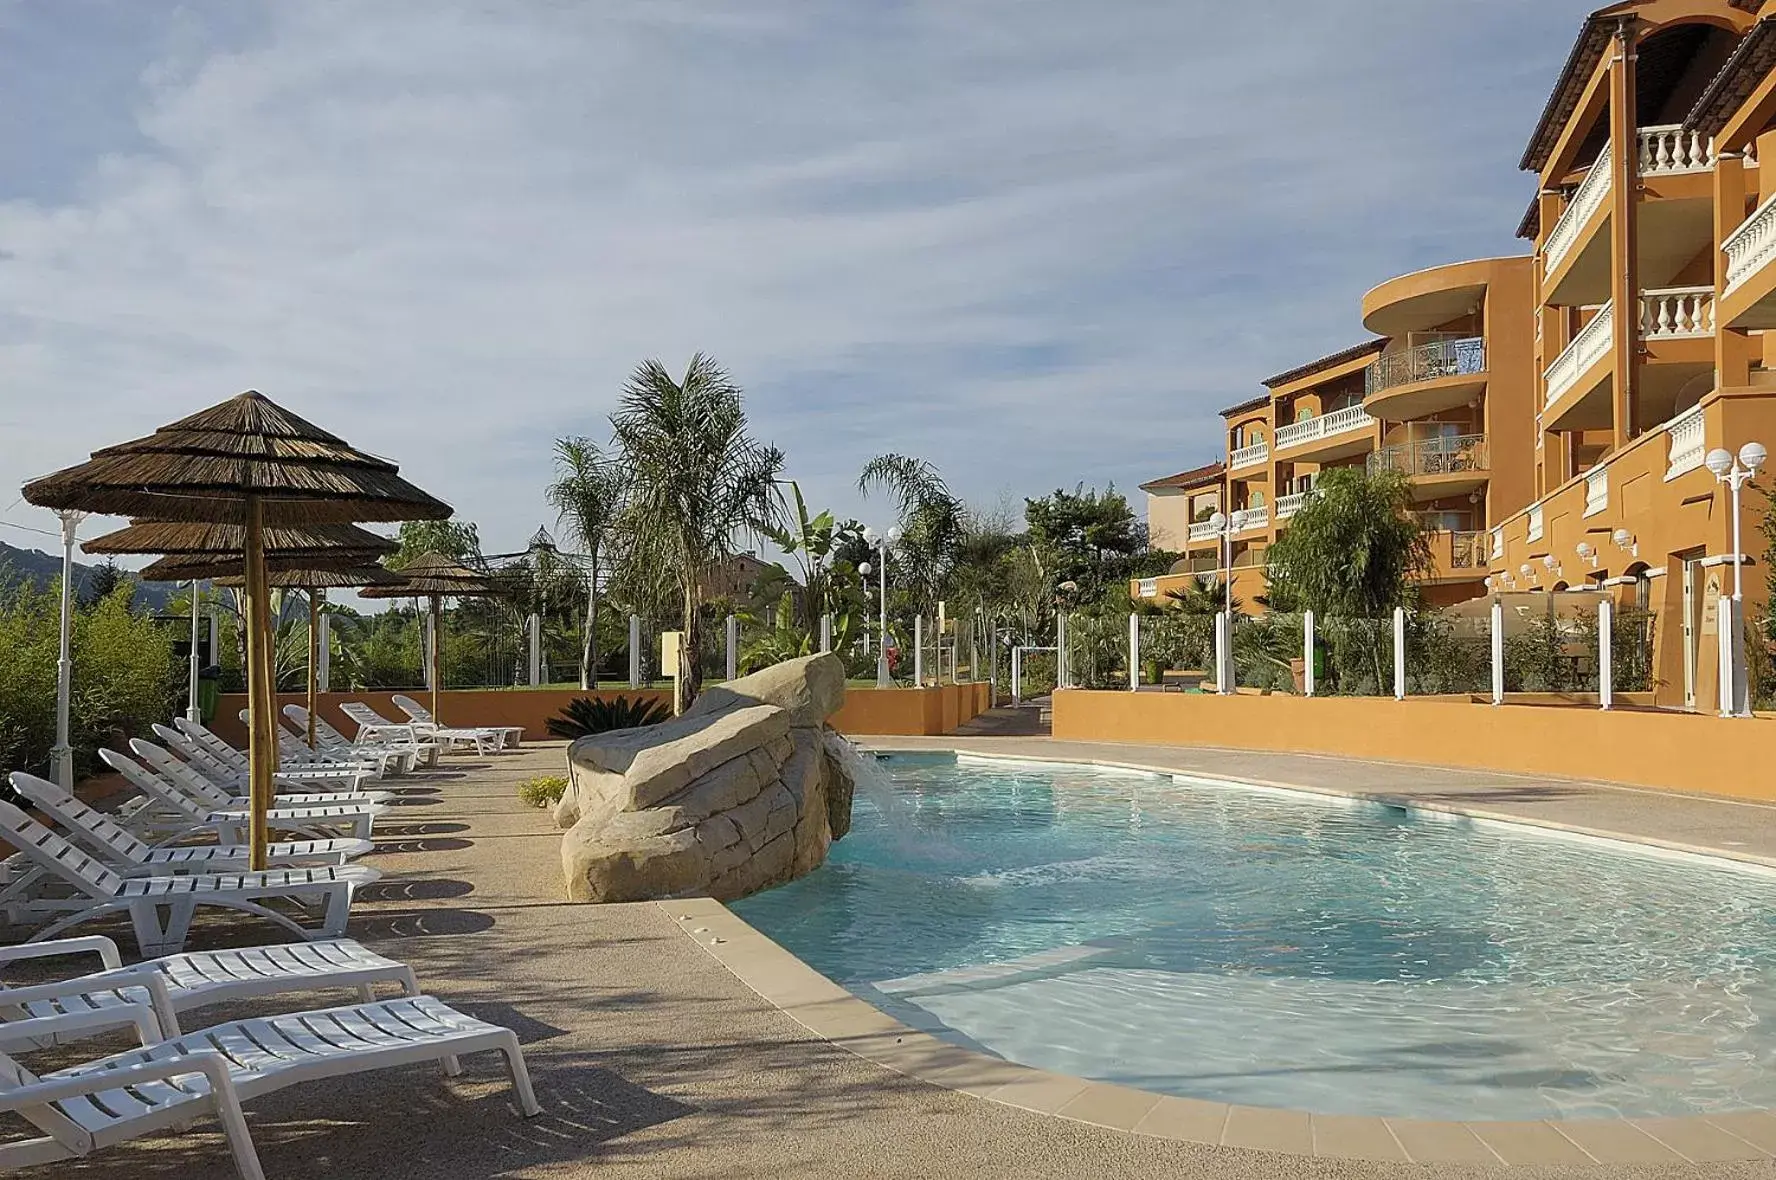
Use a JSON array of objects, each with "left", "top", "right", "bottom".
[{"left": 0, "top": 0, "right": 1595, "bottom": 572}]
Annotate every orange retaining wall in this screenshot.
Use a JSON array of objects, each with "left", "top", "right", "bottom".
[
  {"left": 216, "top": 681, "right": 993, "bottom": 746},
  {"left": 1051, "top": 689, "right": 1776, "bottom": 802}
]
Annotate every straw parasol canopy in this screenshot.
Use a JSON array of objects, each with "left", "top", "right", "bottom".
[
  {"left": 83, "top": 521, "right": 398, "bottom": 561},
  {"left": 22, "top": 391, "right": 451, "bottom": 525},
  {"left": 359, "top": 552, "right": 503, "bottom": 723},
  {"left": 20, "top": 391, "right": 451, "bottom": 872}
]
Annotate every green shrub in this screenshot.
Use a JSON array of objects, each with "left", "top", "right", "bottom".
[
  {"left": 546, "top": 695, "right": 672, "bottom": 740},
  {"left": 516, "top": 774, "right": 570, "bottom": 808}
]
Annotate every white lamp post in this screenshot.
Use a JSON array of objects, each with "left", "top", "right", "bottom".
[
  {"left": 1208, "top": 510, "right": 1235, "bottom": 694},
  {"left": 863, "top": 525, "right": 901, "bottom": 687},
  {"left": 186, "top": 579, "right": 204, "bottom": 722},
  {"left": 1056, "top": 580, "right": 1077, "bottom": 689},
  {"left": 50, "top": 509, "right": 86, "bottom": 789},
  {"left": 1706, "top": 441, "right": 1765, "bottom": 717}
]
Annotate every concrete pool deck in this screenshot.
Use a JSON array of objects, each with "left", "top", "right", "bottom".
[{"left": 29, "top": 736, "right": 1776, "bottom": 1176}]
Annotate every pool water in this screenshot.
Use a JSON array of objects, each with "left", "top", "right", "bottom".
[{"left": 731, "top": 753, "right": 1776, "bottom": 1121}]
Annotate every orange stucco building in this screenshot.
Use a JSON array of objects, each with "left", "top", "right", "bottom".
[{"left": 1136, "top": 0, "right": 1776, "bottom": 712}]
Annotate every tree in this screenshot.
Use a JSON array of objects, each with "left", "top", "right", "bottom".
[
  {"left": 546, "top": 436, "right": 626, "bottom": 689},
  {"left": 610, "top": 354, "right": 784, "bottom": 711},
  {"left": 1263, "top": 467, "right": 1430, "bottom": 688},
  {"left": 760, "top": 481, "right": 868, "bottom": 654},
  {"left": 390, "top": 520, "right": 480, "bottom": 569},
  {"left": 78, "top": 560, "right": 131, "bottom": 610},
  {"left": 858, "top": 453, "right": 966, "bottom": 619},
  {"left": 1024, "top": 484, "right": 1149, "bottom": 599}
]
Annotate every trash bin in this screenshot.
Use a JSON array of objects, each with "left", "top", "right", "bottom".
[{"left": 198, "top": 664, "right": 222, "bottom": 724}]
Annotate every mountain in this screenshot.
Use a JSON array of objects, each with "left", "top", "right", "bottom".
[{"left": 0, "top": 541, "right": 178, "bottom": 611}]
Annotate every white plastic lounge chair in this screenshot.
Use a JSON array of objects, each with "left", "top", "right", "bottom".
[
  {"left": 338, "top": 700, "right": 427, "bottom": 747},
  {"left": 252, "top": 717, "right": 388, "bottom": 779},
  {"left": 392, "top": 694, "right": 522, "bottom": 750},
  {"left": 279, "top": 705, "right": 433, "bottom": 774},
  {"left": 136, "top": 737, "right": 394, "bottom": 808},
  {"left": 0, "top": 935, "right": 419, "bottom": 1052},
  {"left": 0, "top": 800, "right": 380, "bottom": 956},
  {"left": 1, "top": 993, "right": 539, "bottom": 1178},
  {"left": 348, "top": 699, "right": 490, "bottom": 755},
  {"left": 8, "top": 773, "right": 370, "bottom": 874},
  {"left": 167, "top": 720, "right": 373, "bottom": 789},
  {"left": 99, "top": 748, "right": 385, "bottom": 846}
]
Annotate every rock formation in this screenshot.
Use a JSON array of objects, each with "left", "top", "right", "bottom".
[{"left": 556, "top": 652, "right": 856, "bottom": 902}]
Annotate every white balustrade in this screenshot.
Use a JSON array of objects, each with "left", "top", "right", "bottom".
[
  {"left": 1232, "top": 505, "right": 1269, "bottom": 534},
  {"left": 1229, "top": 440, "right": 1269, "bottom": 470},
  {"left": 1640, "top": 287, "right": 1714, "bottom": 339},
  {"left": 1724, "top": 189, "right": 1776, "bottom": 296},
  {"left": 1275, "top": 491, "right": 1307, "bottom": 520},
  {"left": 1544, "top": 300, "right": 1614, "bottom": 409},
  {"left": 1275, "top": 403, "right": 1374, "bottom": 451},
  {"left": 1583, "top": 466, "right": 1609, "bottom": 517},
  {"left": 1137, "top": 578, "right": 1159, "bottom": 599},
  {"left": 1188, "top": 519, "right": 1220, "bottom": 544},
  {"left": 1527, "top": 504, "right": 1544, "bottom": 543},
  {"left": 1637, "top": 124, "right": 1713, "bottom": 175},
  {"left": 1665, "top": 403, "right": 1706, "bottom": 480},
  {"left": 1544, "top": 142, "right": 1612, "bottom": 276}
]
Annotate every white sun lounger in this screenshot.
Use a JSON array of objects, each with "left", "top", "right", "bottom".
[
  {"left": 135, "top": 737, "right": 394, "bottom": 808},
  {"left": 165, "top": 720, "right": 375, "bottom": 791},
  {"left": 279, "top": 705, "right": 436, "bottom": 773},
  {"left": 392, "top": 694, "right": 523, "bottom": 750},
  {"left": 0, "top": 800, "right": 379, "bottom": 956},
  {"left": 0, "top": 993, "right": 539, "bottom": 1178},
  {"left": 8, "top": 773, "right": 370, "bottom": 876},
  {"left": 97, "top": 748, "right": 385, "bottom": 846},
  {"left": 342, "top": 700, "right": 493, "bottom": 755},
  {"left": 0, "top": 935, "right": 419, "bottom": 1053}
]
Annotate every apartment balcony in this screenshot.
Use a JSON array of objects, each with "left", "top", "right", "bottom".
[
  {"left": 1274, "top": 491, "right": 1307, "bottom": 521},
  {"left": 1541, "top": 128, "right": 1718, "bottom": 309},
  {"left": 1363, "top": 336, "right": 1487, "bottom": 421},
  {"left": 1186, "top": 518, "right": 1220, "bottom": 549},
  {"left": 1720, "top": 189, "right": 1776, "bottom": 330},
  {"left": 1367, "top": 433, "right": 1490, "bottom": 500},
  {"left": 1231, "top": 505, "right": 1268, "bottom": 536},
  {"left": 1228, "top": 440, "right": 1269, "bottom": 472},
  {"left": 1424, "top": 529, "right": 1488, "bottom": 584},
  {"left": 1541, "top": 289, "right": 1715, "bottom": 433},
  {"left": 1271, "top": 403, "right": 1377, "bottom": 463}
]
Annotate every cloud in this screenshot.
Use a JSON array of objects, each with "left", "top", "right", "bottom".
[{"left": 1, "top": 0, "right": 1586, "bottom": 559}]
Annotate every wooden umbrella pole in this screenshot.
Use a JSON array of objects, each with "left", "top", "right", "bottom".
[
  {"left": 307, "top": 587, "right": 320, "bottom": 750},
  {"left": 431, "top": 594, "right": 443, "bottom": 725},
  {"left": 243, "top": 497, "right": 272, "bottom": 872}
]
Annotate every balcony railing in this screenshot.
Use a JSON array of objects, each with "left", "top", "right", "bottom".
[
  {"left": 1136, "top": 578, "right": 1158, "bottom": 599},
  {"left": 1368, "top": 433, "right": 1490, "bottom": 478},
  {"left": 1584, "top": 466, "right": 1609, "bottom": 517},
  {"left": 1231, "top": 505, "right": 1268, "bottom": 534},
  {"left": 1725, "top": 189, "right": 1776, "bottom": 296},
  {"left": 1365, "top": 337, "right": 1485, "bottom": 396},
  {"left": 1638, "top": 125, "right": 1714, "bottom": 175},
  {"left": 1229, "top": 440, "right": 1269, "bottom": 470},
  {"left": 1544, "top": 301, "right": 1614, "bottom": 408},
  {"left": 1641, "top": 287, "right": 1715, "bottom": 339},
  {"left": 1273, "top": 403, "right": 1374, "bottom": 451},
  {"left": 1447, "top": 530, "right": 1486, "bottom": 571},
  {"left": 1665, "top": 403, "right": 1706, "bottom": 480},
  {"left": 1187, "top": 519, "right": 1220, "bottom": 544},
  {"left": 1275, "top": 491, "right": 1307, "bottom": 520},
  {"left": 1544, "top": 141, "right": 1613, "bottom": 276}
]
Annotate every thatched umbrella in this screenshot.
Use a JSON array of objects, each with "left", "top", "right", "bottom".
[
  {"left": 22, "top": 391, "right": 449, "bottom": 870},
  {"left": 358, "top": 551, "right": 500, "bottom": 725}
]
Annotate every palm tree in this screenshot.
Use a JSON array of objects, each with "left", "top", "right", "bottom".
[
  {"left": 857, "top": 453, "right": 966, "bottom": 619},
  {"left": 546, "top": 436, "right": 626, "bottom": 689},
  {"left": 610, "top": 355, "right": 783, "bottom": 711}
]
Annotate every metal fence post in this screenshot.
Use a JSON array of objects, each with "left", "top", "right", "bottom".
[
  {"left": 317, "top": 611, "right": 331, "bottom": 694},
  {"left": 628, "top": 614, "right": 641, "bottom": 688},
  {"left": 1393, "top": 606, "right": 1406, "bottom": 701},
  {"left": 820, "top": 614, "right": 832, "bottom": 653},
  {"left": 527, "top": 613, "right": 541, "bottom": 686},
  {"left": 1598, "top": 596, "right": 1614, "bottom": 710},
  {"left": 725, "top": 614, "right": 738, "bottom": 681},
  {"left": 1215, "top": 611, "right": 1232, "bottom": 695},
  {"left": 1012, "top": 646, "right": 1022, "bottom": 705},
  {"left": 914, "top": 615, "right": 924, "bottom": 685},
  {"left": 1490, "top": 598, "right": 1505, "bottom": 706},
  {"left": 1128, "top": 613, "right": 1140, "bottom": 691},
  {"left": 1303, "top": 609, "right": 1315, "bottom": 697}
]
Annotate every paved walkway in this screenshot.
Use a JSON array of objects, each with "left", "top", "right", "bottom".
[{"left": 30, "top": 737, "right": 1776, "bottom": 1177}]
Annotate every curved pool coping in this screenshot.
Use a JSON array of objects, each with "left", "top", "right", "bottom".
[{"left": 663, "top": 747, "right": 1776, "bottom": 1167}]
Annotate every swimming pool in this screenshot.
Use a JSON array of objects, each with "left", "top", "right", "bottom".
[{"left": 731, "top": 752, "right": 1776, "bottom": 1121}]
